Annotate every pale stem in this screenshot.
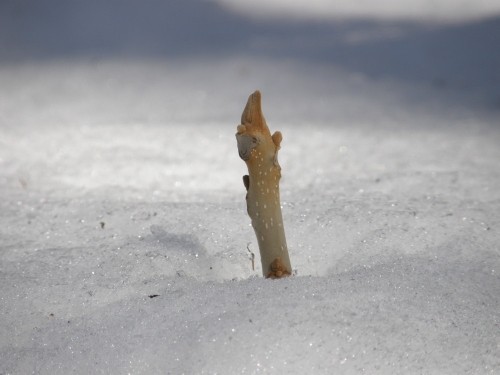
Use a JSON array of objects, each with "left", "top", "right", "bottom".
[{"left": 236, "top": 90, "right": 292, "bottom": 278}]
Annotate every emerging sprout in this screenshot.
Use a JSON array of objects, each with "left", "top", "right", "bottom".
[{"left": 236, "top": 91, "right": 292, "bottom": 278}]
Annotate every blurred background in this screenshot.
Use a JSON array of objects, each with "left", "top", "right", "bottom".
[
  {"left": 1, "top": 0, "right": 499, "bottom": 197},
  {"left": 1, "top": 0, "right": 499, "bottom": 120}
]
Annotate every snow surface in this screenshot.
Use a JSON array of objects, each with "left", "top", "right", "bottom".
[
  {"left": 216, "top": 0, "right": 500, "bottom": 22},
  {"left": 1, "top": 1, "right": 500, "bottom": 374}
]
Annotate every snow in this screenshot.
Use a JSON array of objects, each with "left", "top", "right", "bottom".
[
  {"left": 1, "top": 1, "right": 500, "bottom": 374},
  {"left": 216, "top": 0, "right": 500, "bottom": 22}
]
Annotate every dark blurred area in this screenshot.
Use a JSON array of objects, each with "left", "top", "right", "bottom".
[
  {"left": 0, "top": 0, "right": 248, "bottom": 59},
  {"left": 1, "top": 0, "right": 499, "bottom": 103}
]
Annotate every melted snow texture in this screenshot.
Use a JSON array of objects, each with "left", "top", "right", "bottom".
[{"left": 1, "top": 96, "right": 499, "bottom": 373}]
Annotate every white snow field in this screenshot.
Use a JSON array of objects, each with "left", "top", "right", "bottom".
[{"left": 1, "top": 1, "right": 500, "bottom": 374}]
